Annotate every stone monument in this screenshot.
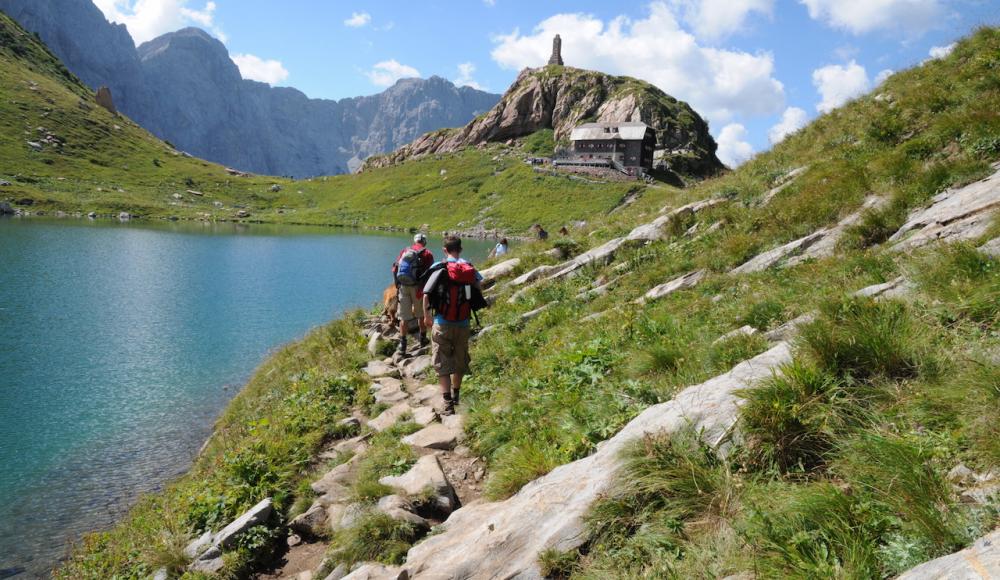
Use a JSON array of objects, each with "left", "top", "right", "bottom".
[{"left": 548, "top": 34, "right": 564, "bottom": 66}]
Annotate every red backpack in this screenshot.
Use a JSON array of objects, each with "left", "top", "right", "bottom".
[{"left": 428, "top": 261, "right": 480, "bottom": 322}]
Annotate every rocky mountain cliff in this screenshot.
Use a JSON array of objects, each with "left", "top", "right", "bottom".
[
  {"left": 0, "top": 0, "right": 499, "bottom": 177},
  {"left": 365, "top": 66, "right": 725, "bottom": 177}
]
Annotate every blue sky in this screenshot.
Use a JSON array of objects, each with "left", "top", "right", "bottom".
[{"left": 94, "top": 0, "right": 998, "bottom": 166}]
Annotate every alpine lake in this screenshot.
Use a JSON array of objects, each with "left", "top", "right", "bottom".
[{"left": 0, "top": 217, "right": 491, "bottom": 578}]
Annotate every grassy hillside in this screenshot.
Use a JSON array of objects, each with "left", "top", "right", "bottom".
[
  {"left": 0, "top": 10, "right": 638, "bottom": 235},
  {"left": 49, "top": 22, "right": 1000, "bottom": 580}
]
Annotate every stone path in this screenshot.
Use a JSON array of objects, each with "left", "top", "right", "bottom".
[{"left": 256, "top": 323, "right": 485, "bottom": 580}]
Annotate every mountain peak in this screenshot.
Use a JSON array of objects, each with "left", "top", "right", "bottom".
[{"left": 365, "top": 64, "right": 724, "bottom": 176}]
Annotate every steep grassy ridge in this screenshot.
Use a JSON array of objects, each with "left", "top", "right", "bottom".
[{"left": 51, "top": 24, "right": 1000, "bottom": 580}]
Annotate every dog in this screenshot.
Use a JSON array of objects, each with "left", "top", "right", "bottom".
[{"left": 382, "top": 283, "right": 399, "bottom": 328}]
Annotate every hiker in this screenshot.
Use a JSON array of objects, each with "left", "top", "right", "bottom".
[
  {"left": 423, "top": 236, "right": 485, "bottom": 416},
  {"left": 532, "top": 224, "right": 549, "bottom": 240},
  {"left": 488, "top": 237, "right": 509, "bottom": 259},
  {"left": 392, "top": 233, "right": 434, "bottom": 354},
  {"left": 558, "top": 226, "right": 569, "bottom": 236}
]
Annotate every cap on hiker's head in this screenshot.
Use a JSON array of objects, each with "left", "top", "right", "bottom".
[{"left": 413, "top": 233, "right": 427, "bottom": 245}]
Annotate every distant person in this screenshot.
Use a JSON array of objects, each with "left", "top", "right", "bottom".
[
  {"left": 488, "top": 237, "right": 509, "bottom": 259},
  {"left": 532, "top": 224, "right": 549, "bottom": 240},
  {"left": 558, "top": 226, "right": 569, "bottom": 236},
  {"left": 392, "top": 233, "right": 434, "bottom": 354},
  {"left": 423, "top": 236, "right": 485, "bottom": 416}
]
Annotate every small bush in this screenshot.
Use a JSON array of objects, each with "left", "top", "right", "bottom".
[
  {"left": 538, "top": 547, "right": 580, "bottom": 578},
  {"left": 739, "top": 299, "right": 785, "bottom": 330},
  {"left": 914, "top": 243, "right": 1000, "bottom": 326},
  {"left": 742, "top": 483, "right": 883, "bottom": 579},
  {"left": 327, "top": 511, "right": 421, "bottom": 567},
  {"left": 800, "top": 297, "right": 927, "bottom": 381},
  {"left": 739, "top": 360, "right": 864, "bottom": 472},
  {"left": 835, "top": 433, "right": 965, "bottom": 551}
]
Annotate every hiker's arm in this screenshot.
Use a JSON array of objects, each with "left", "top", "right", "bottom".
[{"left": 422, "top": 294, "right": 433, "bottom": 328}]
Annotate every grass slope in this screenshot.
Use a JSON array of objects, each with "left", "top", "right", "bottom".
[
  {"left": 53, "top": 24, "right": 1000, "bottom": 580},
  {"left": 0, "top": 11, "right": 638, "bottom": 235}
]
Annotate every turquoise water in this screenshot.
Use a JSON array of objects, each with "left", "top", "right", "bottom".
[{"left": 0, "top": 218, "right": 488, "bottom": 577}]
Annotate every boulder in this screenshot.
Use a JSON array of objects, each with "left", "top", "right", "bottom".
[
  {"left": 214, "top": 497, "right": 273, "bottom": 549},
  {"left": 341, "top": 564, "right": 408, "bottom": 580},
  {"left": 379, "top": 455, "right": 456, "bottom": 511},
  {"left": 374, "top": 385, "right": 409, "bottom": 405},
  {"left": 410, "top": 385, "right": 440, "bottom": 406},
  {"left": 235, "top": 209, "right": 251, "bottom": 219},
  {"left": 312, "top": 457, "right": 359, "bottom": 497},
  {"left": 730, "top": 230, "right": 828, "bottom": 275},
  {"left": 398, "top": 344, "right": 793, "bottom": 578},
  {"left": 980, "top": 237, "right": 1000, "bottom": 258},
  {"left": 0, "top": 202, "right": 13, "bottom": 215},
  {"left": 714, "top": 325, "right": 757, "bottom": 344},
  {"left": 95, "top": 86, "right": 116, "bottom": 114},
  {"left": 853, "top": 276, "right": 914, "bottom": 299},
  {"left": 118, "top": 211, "right": 131, "bottom": 221},
  {"left": 183, "top": 530, "right": 214, "bottom": 559},
  {"left": 896, "top": 528, "right": 1000, "bottom": 579},
  {"left": 364, "top": 361, "right": 400, "bottom": 379},
  {"left": 509, "top": 264, "right": 559, "bottom": 287},
  {"left": 368, "top": 402, "right": 412, "bottom": 432},
  {"left": 290, "top": 502, "right": 328, "bottom": 537},
  {"left": 757, "top": 166, "right": 808, "bottom": 206},
  {"left": 520, "top": 303, "right": 552, "bottom": 322},
  {"left": 763, "top": 313, "right": 816, "bottom": 342},
  {"left": 479, "top": 258, "right": 521, "bottom": 286},
  {"left": 402, "top": 355, "right": 432, "bottom": 378},
  {"left": 547, "top": 237, "right": 627, "bottom": 281},
  {"left": 890, "top": 164, "right": 1000, "bottom": 251},
  {"left": 402, "top": 422, "right": 462, "bottom": 450},
  {"left": 410, "top": 406, "right": 438, "bottom": 426},
  {"left": 636, "top": 270, "right": 706, "bottom": 304}
]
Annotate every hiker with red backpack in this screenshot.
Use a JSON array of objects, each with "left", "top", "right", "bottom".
[
  {"left": 422, "top": 235, "right": 487, "bottom": 416},
  {"left": 392, "top": 233, "right": 434, "bottom": 355}
]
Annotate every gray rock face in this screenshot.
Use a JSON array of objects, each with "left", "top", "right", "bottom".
[
  {"left": 0, "top": 0, "right": 500, "bottom": 177},
  {"left": 890, "top": 164, "right": 1000, "bottom": 250},
  {"left": 636, "top": 270, "right": 706, "bottom": 304},
  {"left": 896, "top": 528, "right": 1000, "bottom": 579}
]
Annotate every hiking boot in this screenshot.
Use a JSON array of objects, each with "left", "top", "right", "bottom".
[
  {"left": 419, "top": 332, "right": 429, "bottom": 347},
  {"left": 396, "top": 338, "right": 407, "bottom": 355},
  {"left": 452, "top": 389, "right": 460, "bottom": 407},
  {"left": 441, "top": 392, "right": 455, "bottom": 416}
]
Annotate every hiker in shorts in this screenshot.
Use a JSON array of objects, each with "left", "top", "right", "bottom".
[
  {"left": 392, "top": 233, "right": 434, "bottom": 355},
  {"left": 422, "top": 236, "right": 483, "bottom": 416}
]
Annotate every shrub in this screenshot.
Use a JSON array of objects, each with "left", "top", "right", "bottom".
[
  {"left": 913, "top": 243, "right": 1000, "bottom": 326},
  {"left": 835, "top": 433, "right": 965, "bottom": 552},
  {"left": 738, "top": 360, "right": 864, "bottom": 472},
  {"left": 742, "top": 483, "right": 884, "bottom": 579},
  {"left": 538, "top": 547, "right": 580, "bottom": 578},
  {"left": 800, "top": 297, "right": 927, "bottom": 381},
  {"left": 739, "top": 299, "right": 785, "bottom": 330},
  {"left": 327, "top": 511, "right": 421, "bottom": 567}
]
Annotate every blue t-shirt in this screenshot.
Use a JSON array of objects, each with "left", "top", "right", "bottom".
[{"left": 426, "top": 257, "right": 482, "bottom": 327}]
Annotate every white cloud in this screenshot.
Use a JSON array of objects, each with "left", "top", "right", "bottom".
[
  {"left": 93, "top": 0, "right": 225, "bottom": 44},
  {"left": 344, "top": 11, "right": 371, "bottom": 28},
  {"left": 454, "top": 62, "right": 486, "bottom": 91},
  {"left": 490, "top": 2, "right": 785, "bottom": 125},
  {"left": 812, "top": 60, "right": 870, "bottom": 113},
  {"left": 799, "top": 0, "right": 945, "bottom": 36},
  {"left": 716, "top": 123, "right": 755, "bottom": 167},
  {"left": 768, "top": 106, "right": 808, "bottom": 144},
  {"left": 232, "top": 53, "right": 289, "bottom": 85},
  {"left": 874, "top": 68, "right": 894, "bottom": 85},
  {"left": 483, "top": 0, "right": 496, "bottom": 5},
  {"left": 928, "top": 42, "right": 955, "bottom": 59},
  {"left": 366, "top": 59, "right": 421, "bottom": 87},
  {"left": 672, "top": 0, "right": 774, "bottom": 40}
]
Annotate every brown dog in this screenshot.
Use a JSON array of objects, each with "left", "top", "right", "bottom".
[{"left": 382, "top": 283, "right": 399, "bottom": 328}]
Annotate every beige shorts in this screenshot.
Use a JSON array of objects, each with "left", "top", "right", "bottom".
[
  {"left": 396, "top": 285, "right": 424, "bottom": 323},
  {"left": 432, "top": 324, "right": 472, "bottom": 376}
]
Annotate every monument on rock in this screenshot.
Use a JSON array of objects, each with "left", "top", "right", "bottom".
[{"left": 548, "top": 34, "right": 564, "bottom": 66}]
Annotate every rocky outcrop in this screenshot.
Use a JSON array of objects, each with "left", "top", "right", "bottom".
[
  {"left": 0, "top": 0, "right": 500, "bottom": 177},
  {"left": 365, "top": 66, "right": 724, "bottom": 177},
  {"left": 396, "top": 343, "right": 793, "bottom": 578},
  {"left": 896, "top": 528, "right": 1000, "bottom": 579},
  {"left": 890, "top": 164, "right": 1000, "bottom": 250}
]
